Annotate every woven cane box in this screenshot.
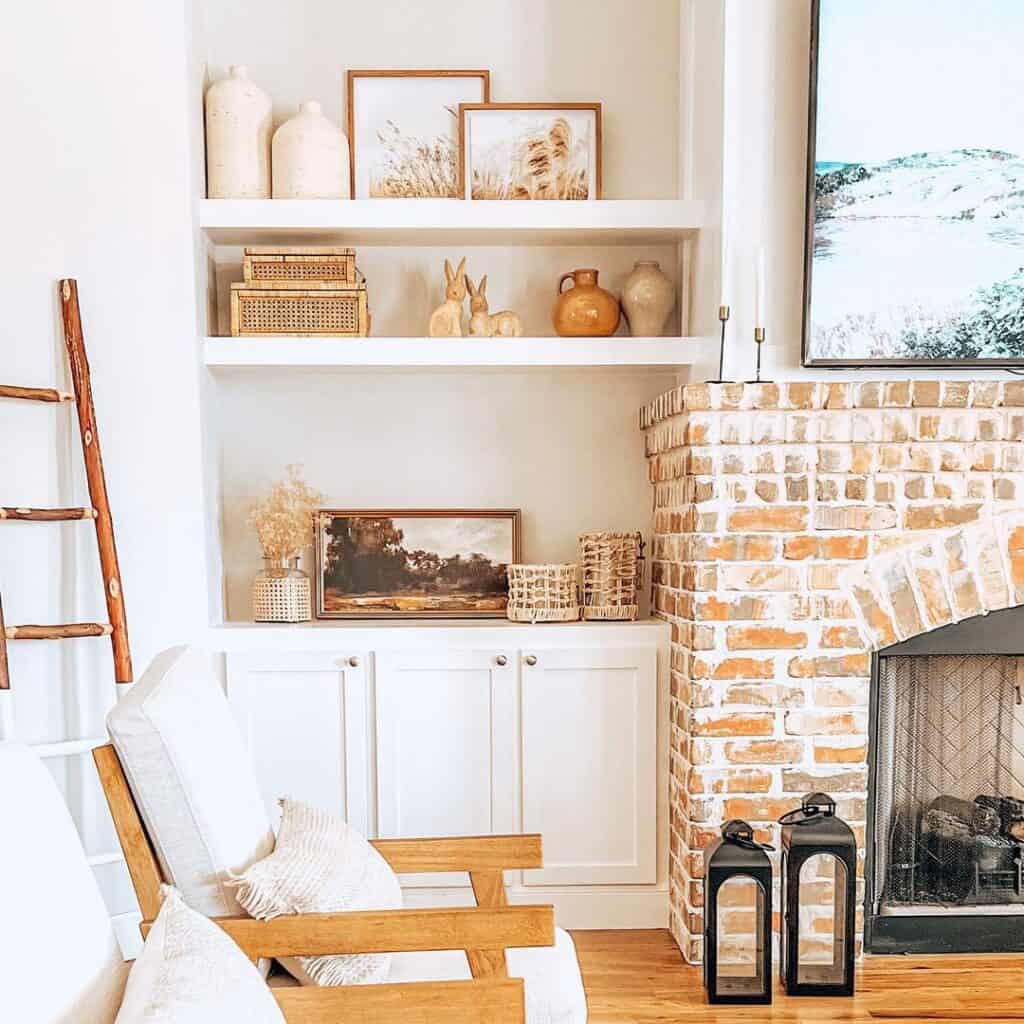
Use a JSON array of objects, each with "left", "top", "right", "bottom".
[
  {"left": 230, "top": 282, "right": 370, "bottom": 337},
  {"left": 242, "top": 246, "right": 357, "bottom": 287}
]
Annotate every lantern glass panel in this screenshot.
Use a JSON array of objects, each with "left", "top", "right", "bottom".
[
  {"left": 797, "top": 853, "right": 848, "bottom": 987},
  {"left": 716, "top": 875, "right": 768, "bottom": 998}
]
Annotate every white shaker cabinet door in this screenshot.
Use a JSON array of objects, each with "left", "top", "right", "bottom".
[
  {"left": 519, "top": 645, "right": 657, "bottom": 886},
  {"left": 374, "top": 649, "right": 517, "bottom": 888},
  {"left": 225, "top": 651, "right": 370, "bottom": 834}
]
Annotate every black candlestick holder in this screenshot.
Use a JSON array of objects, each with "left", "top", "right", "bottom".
[
  {"left": 705, "top": 305, "right": 733, "bottom": 384},
  {"left": 746, "top": 327, "right": 772, "bottom": 384}
]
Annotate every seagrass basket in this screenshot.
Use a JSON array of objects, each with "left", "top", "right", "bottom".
[
  {"left": 579, "top": 532, "right": 644, "bottom": 621},
  {"left": 507, "top": 564, "right": 580, "bottom": 623}
]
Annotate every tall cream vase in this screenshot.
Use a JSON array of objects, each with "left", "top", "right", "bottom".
[
  {"left": 272, "top": 100, "right": 350, "bottom": 199},
  {"left": 205, "top": 65, "right": 271, "bottom": 198},
  {"left": 620, "top": 260, "right": 676, "bottom": 337}
]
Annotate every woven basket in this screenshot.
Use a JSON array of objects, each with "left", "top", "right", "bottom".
[
  {"left": 230, "top": 283, "right": 370, "bottom": 337},
  {"left": 252, "top": 569, "right": 312, "bottom": 623},
  {"left": 579, "top": 532, "right": 644, "bottom": 621},
  {"left": 507, "top": 564, "right": 580, "bottom": 623},
  {"left": 243, "top": 246, "right": 356, "bottom": 286}
]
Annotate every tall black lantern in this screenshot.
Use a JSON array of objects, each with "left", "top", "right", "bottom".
[
  {"left": 779, "top": 792, "right": 857, "bottom": 997},
  {"left": 704, "top": 819, "right": 773, "bottom": 1005}
]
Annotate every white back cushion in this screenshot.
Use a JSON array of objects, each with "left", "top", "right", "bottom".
[
  {"left": 114, "top": 888, "right": 285, "bottom": 1024},
  {"left": 107, "top": 646, "right": 274, "bottom": 916},
  {"left": 0, "top": 743, "right": 128, "bottom": 1024}
]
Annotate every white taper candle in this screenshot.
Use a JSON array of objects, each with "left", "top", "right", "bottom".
[{"left": 754, "top": 246, "right": 767, "bottom": 329}]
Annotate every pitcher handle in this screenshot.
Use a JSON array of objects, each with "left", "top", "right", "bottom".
[{"left": 558, "top": 272, "right": 576, "bottom": 295}]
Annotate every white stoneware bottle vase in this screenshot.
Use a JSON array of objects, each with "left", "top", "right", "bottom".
[
  {"left": 620, "top": 260, "right": 676, "bottom": 337},
  {"left": 205, "top": 65, "right": 272, "bottom": 198},
  {"left": 272, "top": 100, "right": 350, "bottom": 199}
]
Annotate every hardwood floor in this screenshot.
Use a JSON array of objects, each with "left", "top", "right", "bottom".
[{"left": 573, "top": 930, "right": 1024, "bottom": 1023}]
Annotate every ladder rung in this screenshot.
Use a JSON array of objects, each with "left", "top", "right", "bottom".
[
  {"left": 0, "top": 384, "right": 74, "bottom": 403},
  {"left": 5, "top": 622, "right": 113, "bottom": 640},
  {"left": 0, "top": 506, "right": 97, "bottom": 522}
]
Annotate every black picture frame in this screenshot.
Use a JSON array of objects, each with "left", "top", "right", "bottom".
[{"left": 801, "top": 0, "right": 1024, "bottom": 369}]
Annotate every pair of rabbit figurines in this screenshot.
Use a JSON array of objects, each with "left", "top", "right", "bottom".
[{"left": 428, "top": 258, "right": 523, "bottom": 338}]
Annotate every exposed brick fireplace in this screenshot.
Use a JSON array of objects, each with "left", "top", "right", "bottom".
[{"left": 640, "top": 379, "right": 1024, "bottom": 963}]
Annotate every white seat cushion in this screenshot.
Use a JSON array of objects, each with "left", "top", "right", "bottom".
[
  {"left": 0, "top": 742, "right": 128, "bottom": 1024},
  {"left": 387, "top": 928, "right": 587, "bottom": 1024},
  {"left": 115, "top": 888, "right": 285, "bottom": 1023},
  {"left": 107, "top": 646, "right": 274, "bottom": 917}
]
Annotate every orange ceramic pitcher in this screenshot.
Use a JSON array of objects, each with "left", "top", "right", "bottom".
[{"left": 552, "top": 268, "right": 621, "bottom": 337}]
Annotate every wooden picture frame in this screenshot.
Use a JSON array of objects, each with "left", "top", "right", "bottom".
[
  {"left": 346, "top": 70, "right": 491, "bottom": 198},
  {"left": 315, "top": 508, "right": 521, "bottom": 619},
  {"left": 458, "top": 103, "right": 602, "bottom": 200}
]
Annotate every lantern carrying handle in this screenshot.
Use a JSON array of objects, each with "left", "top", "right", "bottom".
[
  {"left": 778, "top": 791, "right": 837, "bottom": 826},
  {"left": 721, "top": 818, "right": 775, "bottom": 852}
]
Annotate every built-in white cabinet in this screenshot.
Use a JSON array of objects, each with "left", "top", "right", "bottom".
[{"left": 218, "top": 621, "right": 668, "bottom": 928}]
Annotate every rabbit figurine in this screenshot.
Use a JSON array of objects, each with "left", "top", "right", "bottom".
[
  {"left": 466, "top": 275, "right": 523, "bottom": 338},
  {"left": 428, "top": 258, "right": 468, "bottom": 337}
]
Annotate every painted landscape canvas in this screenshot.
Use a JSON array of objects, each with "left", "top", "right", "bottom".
[
  {"left": 316, "top": 510, "right": 519, "bottom": 618},
  {"left": 805, "top": 0, "right": 1024, "bottom": 365}
]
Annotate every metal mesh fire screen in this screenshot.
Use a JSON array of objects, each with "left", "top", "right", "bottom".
[{"left": 874, "top": 654, "right": 1024, "bottom": 914}]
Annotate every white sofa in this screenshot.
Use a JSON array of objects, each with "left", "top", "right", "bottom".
[{"left": 107, "top": 645, "right": 588, "bottom": 1024}]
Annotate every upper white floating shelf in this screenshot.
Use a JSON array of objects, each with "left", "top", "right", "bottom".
[{"left": 198, "top": 198, "right": 706, "bottom": 247}]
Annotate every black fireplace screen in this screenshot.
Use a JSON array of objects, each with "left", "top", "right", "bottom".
[{"left": 874, "top": 654, "right": 1024, "bottom": 910}]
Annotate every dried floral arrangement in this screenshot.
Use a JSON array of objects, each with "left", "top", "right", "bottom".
[{"left": 247, "top": 465, "right": 324, "bottom": 561}]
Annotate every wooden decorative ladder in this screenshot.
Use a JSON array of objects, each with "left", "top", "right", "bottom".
[{"left": 0, "top": 279, "right": 132, "bottom": 804}]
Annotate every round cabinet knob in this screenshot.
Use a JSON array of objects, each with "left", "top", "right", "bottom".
[
  {"left": 347, "top": 656, "right": 360, "bottom": 668},
  {"left": 495, "top": 655, "right": 508, "bottom": 667},
  {"left": 524, "top": 655, "right": 538, "bottom": 667}
]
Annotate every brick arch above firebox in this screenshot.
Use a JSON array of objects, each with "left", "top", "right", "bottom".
[{"left": 847, "top": 512, "right": 1024, "bottom": 653}]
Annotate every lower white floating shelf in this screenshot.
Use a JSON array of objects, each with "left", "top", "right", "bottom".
[{"left": 203, "top": 336, "right": 708, "bottom": 370}]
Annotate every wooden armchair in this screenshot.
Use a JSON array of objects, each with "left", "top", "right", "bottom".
[{"left": 94, "top": 743, "right": 553, "bottom": 1023}]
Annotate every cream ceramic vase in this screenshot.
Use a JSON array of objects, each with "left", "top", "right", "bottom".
[
  {"left": 205, "top": 65, "right": 272, "bottom": 198},
  {"left": 620, "top": 261, "right": 676, "bottom": 337},
  {"left": 272, "top": 100, "right": 350, "bottom": 199}
]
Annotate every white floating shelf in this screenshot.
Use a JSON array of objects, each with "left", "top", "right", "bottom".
[
  {"left": 199, "top": 198, "right": 705, "bottom": 247},
  {"left": 203, "top": 336, "right": 709, "bottom": 371}
]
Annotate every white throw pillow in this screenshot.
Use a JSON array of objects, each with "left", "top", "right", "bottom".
[
  {"left": 115, "top": 887, "right": 285, "bottom": 1023},
  {"left": 231, "top": 798, "right": 402, "bottom": 987}
]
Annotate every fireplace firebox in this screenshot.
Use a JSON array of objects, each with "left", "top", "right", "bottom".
[{"left": 866, "top": 605, "right": 1024, "bottom": 954}]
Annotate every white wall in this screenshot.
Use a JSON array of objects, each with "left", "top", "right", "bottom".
[{"left": 0, "top": 0, "right": 206, "bottom": 915}]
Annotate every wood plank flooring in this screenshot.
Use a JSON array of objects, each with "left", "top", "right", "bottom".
[{"left": 573, "top": 930, "right": 1024, "bottom": 1023}]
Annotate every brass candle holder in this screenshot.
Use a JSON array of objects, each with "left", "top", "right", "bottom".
[
  {"left": 705, "top": 304, "right": 733, "bottom": 384},
  {"left": 746, "top": 327, "right": 771, "bottom": 384}
]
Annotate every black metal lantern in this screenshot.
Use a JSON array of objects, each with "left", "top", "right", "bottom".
[
  {"left": 704, "top": 819, "right": 773, "bottom": 1005},
  {"left": 779, "top": 792, "right": 857, "bottom": 996}
]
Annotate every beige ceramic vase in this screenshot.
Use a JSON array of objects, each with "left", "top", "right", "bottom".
[
  {"left": 621, "top": 260, "right": 676, "bottom": 336},
  {"left": 272, "top": 100, "right": 350, "bottom": 199},
  {"left": 552, "top": 268, "right": 620, "bottom": 337},
  {"left": 205, "top": 65, "right": 272, "bottom": 198}
]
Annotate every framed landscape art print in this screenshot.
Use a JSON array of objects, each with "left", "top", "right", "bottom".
[
  {"left": 803, "top": 0, "right": 1024, "bottom": 367},
  {"left": 315, "top": 509, "right": 520, "bottom": 619}
]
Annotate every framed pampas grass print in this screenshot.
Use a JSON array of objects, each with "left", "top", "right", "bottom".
[
  {"left": 347, "top": 70, "right": 490, "bottom": 198},
  {"left": 459, "top": 103, "right": 601, "bottom": 200}
]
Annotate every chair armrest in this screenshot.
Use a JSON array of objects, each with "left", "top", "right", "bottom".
[
  {"left": 273, "top": 978, "right": 525, "bottom": 1024},
  {"left": 157, "top": 904, "right": 554, "bottom": 960},
  {"left": 370, "top": 834, "right": 543, "bottom": 873}
]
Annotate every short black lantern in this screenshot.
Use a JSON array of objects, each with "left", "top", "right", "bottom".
[
  {"left": 704, "top": 819, "right": 773, "bottom": 1005},
  {"left": 779, "top": 792, "right": 857, "bottom": 997}
]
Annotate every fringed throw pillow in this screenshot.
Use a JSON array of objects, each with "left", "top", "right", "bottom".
[
  {"left": 231, "top": 798, "right": 402, "bottom": 987},
  {"left": 115, "top": 887, "right": 285, "bottom": 1023}
]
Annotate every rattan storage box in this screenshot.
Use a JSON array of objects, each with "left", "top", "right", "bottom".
[
  {"left": 230, "top": 282, "right": 370, "bottom": 337},
  {"left": 243, "top": 246, "right": 357, "bottom": 286}
]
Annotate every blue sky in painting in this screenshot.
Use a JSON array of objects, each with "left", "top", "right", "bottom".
[{"left": 816, "top": 0, "right": 1024, "bottom": 164}]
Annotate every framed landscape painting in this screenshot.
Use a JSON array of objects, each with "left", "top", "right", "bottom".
[
  {"left": 803, "top": 0, "right": 1024, "bottom": 367},
  {"left": 315, "top": 509, "right": 520, "bottom": 619}
]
